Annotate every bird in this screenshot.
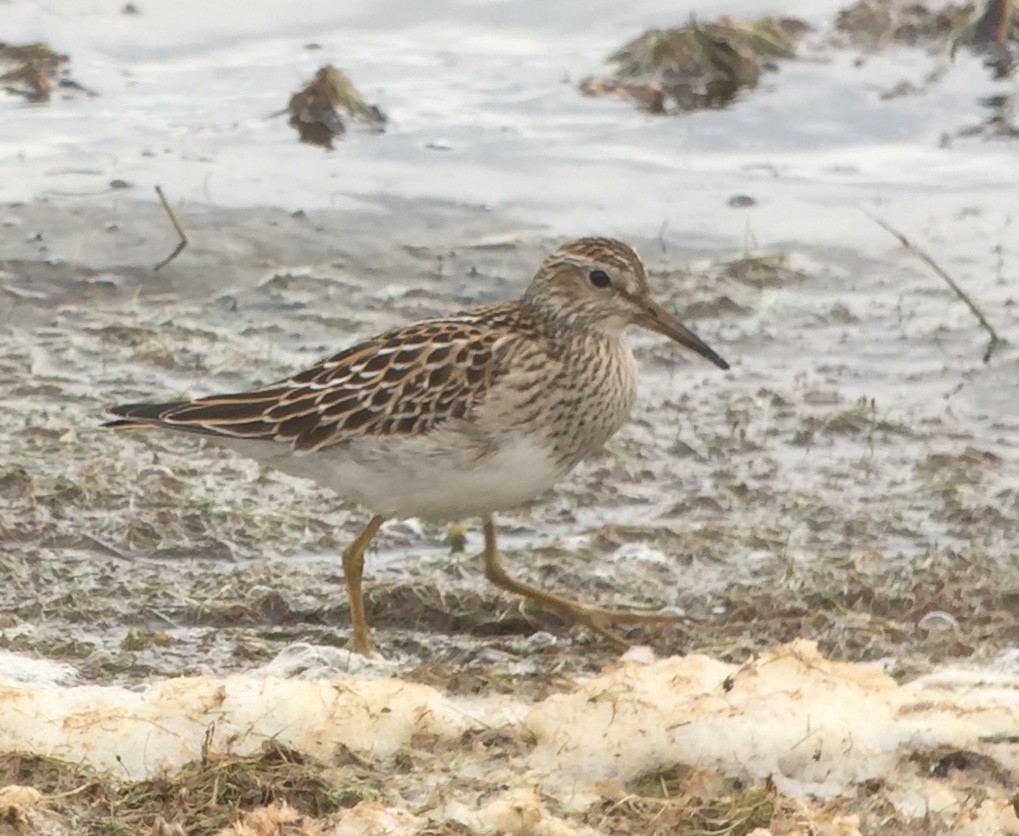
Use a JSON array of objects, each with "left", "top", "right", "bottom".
[{"left": 104, "top": 237, "right": 729, "bottom": 655}]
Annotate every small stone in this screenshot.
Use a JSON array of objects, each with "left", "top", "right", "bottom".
[{"left": 728, "top": 194, "right": 757, "bottom": 208}]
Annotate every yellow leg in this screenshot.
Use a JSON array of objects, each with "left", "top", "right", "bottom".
[
  {"left": 481, "top": 515, "right": 683, "bottom": 648},
  {"left": 341, "top": 515, "right": 385, "bottom": 655}
]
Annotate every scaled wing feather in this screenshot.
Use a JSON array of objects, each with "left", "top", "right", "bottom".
[{"left": 105, "top": 309, "right": 520, "bottom": 451}]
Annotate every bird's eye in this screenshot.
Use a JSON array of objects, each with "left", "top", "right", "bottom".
[{"left": 588, "top": 269, "right": 611, "bottom": 288}]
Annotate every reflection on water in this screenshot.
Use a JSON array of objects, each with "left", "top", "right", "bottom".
[{"left": 1, "top": 0, "right": 1015, "bottom": 245}]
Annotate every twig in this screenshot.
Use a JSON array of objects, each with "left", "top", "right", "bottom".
[
  {"left": 43, "top": 781, "right": 103, "bottom": 802},
  {"left": 81, "top": 532, "right": 133, "bottom": 561},
  {"left": 867, "top": 211, "right": 1001, "bottom": 363},
  {"left": 153, "top": 184, "right": 188, "bottom": 271},
  {"left": 143, "top": 605, "right": 182, "bottom": 627}
]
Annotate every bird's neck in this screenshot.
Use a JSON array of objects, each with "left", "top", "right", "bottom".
[{"left": 521, "top": 296, "right": 629, "bottom": 344}]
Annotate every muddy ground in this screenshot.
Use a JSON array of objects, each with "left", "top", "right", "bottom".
[
  {"left": 4, "top": 0, "right": 1019, "bottom": 831},
  {"left": 1, "top": 190, "right": 1018, "bottom": 836},
  {"left": 2, "top": 194, "right": 1017, "bottom": 695}
]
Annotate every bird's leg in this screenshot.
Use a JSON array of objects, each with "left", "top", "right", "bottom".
[
  {"left": 341, "top": 515, "right": 386, "bottom": 655},
  {"left": 481, "top": 516, "right": 683, "bottom": 649}
]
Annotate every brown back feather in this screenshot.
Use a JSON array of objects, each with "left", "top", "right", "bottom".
[{"left": 104, "top": 304, "right": 534, "bottom": 451}]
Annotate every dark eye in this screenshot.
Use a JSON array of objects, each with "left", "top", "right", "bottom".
[{"left": 588, "top": 269, "right": 611, "bottom": 288}]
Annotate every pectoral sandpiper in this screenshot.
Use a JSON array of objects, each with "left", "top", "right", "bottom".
[{"left": 105, "top": 238, "right": 729, "bottom": 655}]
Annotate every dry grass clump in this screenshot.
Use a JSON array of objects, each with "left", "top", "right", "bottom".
[{"left": 0, "top": 740, "right": 383, "bottom": 835}]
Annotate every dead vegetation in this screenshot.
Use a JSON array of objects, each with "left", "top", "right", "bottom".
[
  {"left": 837, "top": 0, "right": 1017, "bottom": 70},
  {"left": 792, "top": 397, "right": 913, "bottom": 446},
  {"left": 0, "top": 41, "right": 94, "bottom": 102},
  {"left": 837, "top": 0, "right": 1019, "bottom": 134},
  {"left": 867, "top": 213, "right": 1002, "bottom": 362},
  {"left": 0, "top": 41, "right": 68, "bottom": 102},
  {"left": 583, "top": 1, "right": 1018, "bottom": 125},
  {"left": 583, "top": 767, "right": 861, "bottom": 835},
  {"left": 580, "top": 17, "right": 806, "bottom": 113},
  {"left": 721, "top": 252, "right": 807, "bottom": 288},
  {"left": 587, "top": 788, "right": 777, "bottom": 835},
  {"left": 285, "top": 65, "right": 386, "bottom": 149},
  {"left": 834, "top": 0, "right": 974, "bottom": 49},
  {"left": 0, "top": 741, "right": 383, "bottom": 835}
]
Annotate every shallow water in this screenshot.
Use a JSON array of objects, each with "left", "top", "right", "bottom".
[{"left": 4, "top": 0, "right": 1017, "bottom": 233}]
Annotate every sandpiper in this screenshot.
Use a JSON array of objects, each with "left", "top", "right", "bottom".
[{"left": 105, "top": 238, "right": 729, "bottom": 655}]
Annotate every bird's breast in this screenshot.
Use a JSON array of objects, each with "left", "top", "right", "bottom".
[{"left": 535, "top": 336, "right": 638, "bottom": 471}]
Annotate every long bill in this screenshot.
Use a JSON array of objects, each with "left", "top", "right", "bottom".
[{"left": 637, "top": 300, "right": 730, "bottom": 370}]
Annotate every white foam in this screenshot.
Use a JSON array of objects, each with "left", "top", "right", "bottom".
[{"left": 2, "top": 641, "right": 1019, "bottom": 834}]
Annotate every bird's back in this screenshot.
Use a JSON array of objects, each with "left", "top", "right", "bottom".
[
  {"left": 105, "top": 302, "right": 528, "bottom": 450},
  {"left": 105, "top": 299, "right": 637, "bottom": 519}
]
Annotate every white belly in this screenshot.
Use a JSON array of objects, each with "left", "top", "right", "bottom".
[
  {"left": 216, "top": 433, "right": 565, "bottom": 521},
  {"left": 206, "top": 332, "right": 638, "bottom": 522}
]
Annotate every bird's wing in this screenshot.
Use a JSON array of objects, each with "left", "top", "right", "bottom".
[{"left": 104, "top": 306, "right": 523, "bottom": 452}]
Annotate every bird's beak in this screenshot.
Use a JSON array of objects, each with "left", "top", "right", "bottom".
[{"left": 636, "top": 300, "right": 730, "bottom": 370}]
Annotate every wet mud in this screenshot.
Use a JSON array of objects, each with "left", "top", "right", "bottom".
[{"left": 2, "top": 198, "right": 1016, "bottom": 692}]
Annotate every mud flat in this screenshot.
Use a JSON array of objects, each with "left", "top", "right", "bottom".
[
  {"left": 2, "top": 0, "right": 1019, "bottom": 832},
  {"left": 1, "top": 193, "right": 1017, "bottom": 833}
]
